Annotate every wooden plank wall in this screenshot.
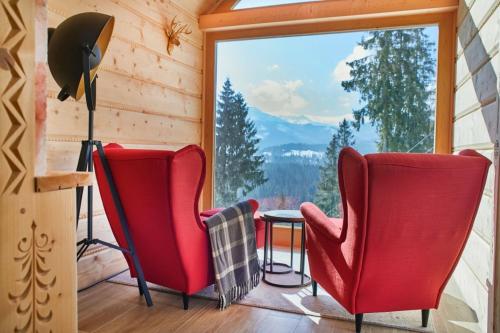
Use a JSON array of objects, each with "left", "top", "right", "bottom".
[
  {"left": 46, "top": 0, "right": 206, "bottom": 289},
  {"left": 452, "top": 0, "right": 499, "bottom": 332},
  {"left": 1, "top": 1, "right": 78, "bottom": 331}
]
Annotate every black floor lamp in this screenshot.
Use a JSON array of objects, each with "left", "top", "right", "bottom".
[{"left": 47, "top": 12, "right": 152, "bottom": 306}]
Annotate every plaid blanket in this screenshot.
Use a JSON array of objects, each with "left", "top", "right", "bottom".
[{"left": 204, "top": 201, "right": 260, "bottom": 309}]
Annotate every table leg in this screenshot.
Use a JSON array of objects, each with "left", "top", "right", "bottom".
[
  {"left": 263, "top": 220, "right": 269, "bottom": 280},
  {"left": 300, "top": 224, "right": 306, "bottom": 285},
  {"left": 270, "top": 222, "right": 274, "bottom": 273},
  {"left": 290, "top": 222, "right": 295, "bottom": 268}
]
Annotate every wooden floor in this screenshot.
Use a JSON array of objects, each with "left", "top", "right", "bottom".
[{"left": 79, "top": 282, "right": 424, "bottom": 333}]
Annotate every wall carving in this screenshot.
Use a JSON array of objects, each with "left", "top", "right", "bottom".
[
  {"left": 8, "top": 221, "right": 56, "bottom": 333},
  {"left": 1, "top": 0, "right": 28, "bottom": 194}
]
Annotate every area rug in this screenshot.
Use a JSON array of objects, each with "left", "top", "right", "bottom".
[{"left": 109, "top": 270, "right": 434, "bottom": 332}]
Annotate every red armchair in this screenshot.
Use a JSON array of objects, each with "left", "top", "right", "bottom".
[
  {"left": 301, "top": 147, "right": 490, "bottom": 332},
  {"left": 93, "top": 144, "right": 263, "bottom": 309}
]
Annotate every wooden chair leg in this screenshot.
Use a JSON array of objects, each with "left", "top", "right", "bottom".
[
  {"left": 312, "top": 280, "right": 318, "bottom": 296},
  {"left": 182, "top": 292, "right": 189, "bottom": 310},
  {"left": 422, "top": 309, "right": 430, "bottom": 327},
  {"left": 355, "top": 313, "right": 364, "bottom": 333}
]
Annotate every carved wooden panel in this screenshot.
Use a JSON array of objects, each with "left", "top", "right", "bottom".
[
  {"left": 33, "top": 189, "right": 77, "bottom": 333},
  {"left": 1, "top": 1, "right": 76, "bottom": 332},
  {"left": 8, "top": 221, "right": 56, "bottom": 332},
  {"left": 0, "top": 0, "right": 28, "bottom": 195},
  {"left": 1, "top": 0, "right": 37, "bottom": 331}
]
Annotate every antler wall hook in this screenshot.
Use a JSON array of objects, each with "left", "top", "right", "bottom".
[{"left": 164, "top": 16, "right": 192, "bottom": 55}]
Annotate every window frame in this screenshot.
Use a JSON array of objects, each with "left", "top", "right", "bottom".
[{"left": 201, "top": 9, "right": 456, "bottom": 210}]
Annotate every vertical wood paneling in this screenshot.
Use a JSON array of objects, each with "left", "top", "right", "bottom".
[
  {"left": 34, "top": 189, "right": 78, "bottom": 332},
  {"left": 0, "top": 1, "right": 37, "bottom": 331},
  {"left": 46, "top": 0, "right": 206, "bottom": 289},
  {"left": 1, "top": 1, "right": 77, "bottom": 332},
  {"left": 452, "top": 1, "right": 499, "bottom": 332}
]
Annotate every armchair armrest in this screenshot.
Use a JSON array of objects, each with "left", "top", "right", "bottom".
[
  {"left": 201, "top": 200, "right": 258, "bottom": 217},
  {"left": 300, "top": 202, "right": 344, "bottom": 244},
  {"left": 200, "top": 199, "right": 260, "bottom": 232}
]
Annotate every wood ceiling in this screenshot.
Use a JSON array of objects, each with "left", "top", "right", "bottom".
[{"left": 177, "top": 0, "right": 223, "bottom": 15}]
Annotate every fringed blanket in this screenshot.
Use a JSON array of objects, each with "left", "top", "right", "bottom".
[{"left": 204, "top": 201, "right": 260, "bottom": 309}]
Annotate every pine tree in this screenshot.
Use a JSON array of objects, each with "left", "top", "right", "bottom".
[
  {"left": 314, "top": 119, "right": 355, "bottom": 216},
  {"left": 338, "top": 118, "right": 355, "bottom": 148},
  {"left": 215, "top": 78, "right": 266, "bottom": 207},
  {"left": 315, "top": 133, "right": 341, "bottom": 216},
  {"left": 341, "top": 29, "right": 436, "bottom": 152}
]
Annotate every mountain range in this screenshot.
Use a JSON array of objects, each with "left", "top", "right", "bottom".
[{"left": 248, "top": 107, "right": 378, "bottom": 154}]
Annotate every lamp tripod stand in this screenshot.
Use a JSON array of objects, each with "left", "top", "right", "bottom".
[{"left": 75, "top": 45, "right": 153, "bottom": 306}]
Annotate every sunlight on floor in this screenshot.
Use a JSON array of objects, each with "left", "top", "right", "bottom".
[
  {"left": 282, "top": 290, "right": 322, "bottom": 317},
  {"left": 448, "top": 321, "right": 482, "bottom": 333}
]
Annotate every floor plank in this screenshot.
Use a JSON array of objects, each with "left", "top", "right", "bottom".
[
  {"left": 78, "top": 281, "right": 444, "bottom": 333},
  {"left": 175, "top": 303, "right": 271, "bottom": 333}
]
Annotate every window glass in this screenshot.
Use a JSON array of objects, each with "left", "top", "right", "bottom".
[{"left": 215, "top": 27, "right": 438, "bottom": 213}]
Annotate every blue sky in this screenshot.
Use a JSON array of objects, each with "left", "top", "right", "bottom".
[{"left": 216, "top": 27, "right": 438, "bottom": 126}]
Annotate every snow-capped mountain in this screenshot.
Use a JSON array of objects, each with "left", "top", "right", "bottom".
[
  {"left": 247, "top": 107, "right": 378, "bottom": 154},
  {"left": 261, "top": 143, "right": 327, "bottom": 164}
]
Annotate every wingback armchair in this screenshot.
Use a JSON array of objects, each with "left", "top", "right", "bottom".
[
  {"left": 301, "top": 147, "right": 490, "bottom": 333},
  {"left": 93, "top": 144, "right": 263, "bottom": 309}
]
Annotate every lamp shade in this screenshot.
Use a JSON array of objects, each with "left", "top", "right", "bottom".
[{"left": 48, "top": 12, "right": 114, "bottom": 101}]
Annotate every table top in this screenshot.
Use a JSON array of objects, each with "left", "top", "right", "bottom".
[{"left": 262, "top": 210, "right": 304, "bottom": 223}]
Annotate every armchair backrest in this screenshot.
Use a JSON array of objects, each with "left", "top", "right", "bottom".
[
  {"left": 339, "top": 148, "right": 490, "bottom": 313},
  {"left": 336, "top": 147, "right": 368, "bottom": 309},
  {"left": 93, "top": 144, "right": 208, "bottom": 291}
]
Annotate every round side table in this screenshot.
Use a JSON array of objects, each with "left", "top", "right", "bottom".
[{"left": 261, "top": 210, "right": 311, "bottom": 288}]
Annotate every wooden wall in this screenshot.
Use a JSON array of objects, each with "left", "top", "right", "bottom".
[
  {"left": 46, "top": 0, "right": 208, "bottom": 289},
  {"left": 452, "top": 1, "right": 499, "bottom": 332},
  {"left": 1, "top": 1, "right": 78, "bottom": 331}
]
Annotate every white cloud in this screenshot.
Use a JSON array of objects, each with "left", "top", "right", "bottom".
[
  {"left": 267, "top": 64, "right": 280, "bottom": 71},
  {"left": 247, "top": 80, "right": 308, "bottom": 116},
  {"left": 332, "top": 45, "right": 371, "bottom": 83},
  {"left": 339, "top": 94, "right": 357, "bottom": 109}
]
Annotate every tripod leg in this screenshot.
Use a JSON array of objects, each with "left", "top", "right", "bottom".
[
  {"left": 133, "top": 254, "right": 152, "bottom": 306},
  {"left": 76, "top": 141, "right": 91, "bottom": 227},
  {"left": 96, "top": 141, "right": 153, "bottom": 306},
  {"left": 77, "top": 243, "right": 89, "bottom": 261},
  {"left": 138, "top": 279, "right": 144, "bottom": 295},
  {"left": 87, "top": 184, "right": 94, "bottom": 240},
  {"left": 76, "top": 244, "right": 84, "bottom": 258}
]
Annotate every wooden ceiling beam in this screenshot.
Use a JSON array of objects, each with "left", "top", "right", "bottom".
[
  {"left": 204, "top": 0, "right": 230, "bottom": 14},
  {"left": 208, "top": 0, "right": 240, "bottom": 14},
  {"left": 199, "top": 0, "right": 458, "bottom": 31}
]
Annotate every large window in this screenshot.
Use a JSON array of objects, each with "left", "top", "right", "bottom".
[{"left": 214, "top": 27, "right": 438, "bottom": 212}]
